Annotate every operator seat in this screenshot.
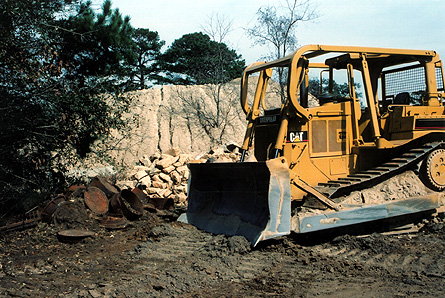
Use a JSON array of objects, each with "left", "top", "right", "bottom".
[{"left": 394, "top": 92, "right": 410, "bottom": 104}]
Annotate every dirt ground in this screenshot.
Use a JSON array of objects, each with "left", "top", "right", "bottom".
[{"left": 0, "top": 200, "right": 444, "bottom": 298}]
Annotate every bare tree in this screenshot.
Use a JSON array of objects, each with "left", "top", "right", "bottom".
[
  {"left": 163, "top": 14, "right": 243, "bottom": 148},
  {"left": 174, "top": 84, "right": 240, "bottom": 147},
  {"left": 247, "top": 0, "right": 318, "bottom": 101},
  {"left": 200, "top": 13, "right": 234, "bottom": 44}
]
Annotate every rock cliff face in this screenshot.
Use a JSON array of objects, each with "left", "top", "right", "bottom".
[{"left": 104, "top": 79, "right": 271, "bottom": 166}]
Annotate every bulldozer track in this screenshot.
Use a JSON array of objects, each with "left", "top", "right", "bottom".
[
  {"left": 135, "top": 225, "right": 213, "bottom": 261},
  {"left": 148, "top": 224, "right": 445, "bottom": 292},
  {"left": 315, "top": 142, "right": 445, "bottom": 201},
  {"left": 133, "top": 223, "right": 444, "bottom": 284},
  {"left": 315, "top": 235, "right": 445, "bottom": 278}
]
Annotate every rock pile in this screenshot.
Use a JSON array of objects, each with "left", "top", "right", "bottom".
[
  {"left": 0, "top": 144, "right": 245, "bottom": 234},
  {"left": 119, "top": 144, "right": 243, "bottom": 208}
]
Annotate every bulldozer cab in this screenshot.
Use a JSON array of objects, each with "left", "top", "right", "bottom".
[{"left": 240, "top": 45, "right": 445, "bottom": 165}]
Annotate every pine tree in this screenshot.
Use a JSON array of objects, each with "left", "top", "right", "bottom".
[
  {"left": 158, "top": 32, "right": 245, "bottom": 85},
  {"left": 0, "top": 0, "right": 134, "bottom": 214},
  {"left": 128, "top": 28, "right": 164, "bottom": 90}
]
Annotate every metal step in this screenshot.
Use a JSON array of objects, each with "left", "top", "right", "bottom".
[
  {"left": 318, "top": 182, "right": 342, "bottom": 187},
  {"left": 390, "top": 158, "right": 409, "bottom": 163},
  {"left": 328, "top": 180, "right": 353, "bottom": 185},
  {"left": 401, "top": 153, "right": 418, "bottom": 158},
  {"left": 347, "top": 174, "right": 376, "bottom": 178},
  {"left": 361, "top": 170, "right": 385, "bottom": 175},
  {"left": 381, "top": 162, "right": 403, "bottom": 167},
  {"left": 338, "top": 177, "right": 363, "bottom": 182}
]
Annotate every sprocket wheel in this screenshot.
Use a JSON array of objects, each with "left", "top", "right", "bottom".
[{"left": 419, "top": 148, "right": 445, "bottom": 192}]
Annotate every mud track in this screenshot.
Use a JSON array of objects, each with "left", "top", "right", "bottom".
[{"left": 0, "top": 210, "right": 444, "bottom": 297}]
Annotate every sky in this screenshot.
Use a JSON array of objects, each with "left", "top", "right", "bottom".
[{"left": 104, "top": 0, "right": 445, "bottom": 65}]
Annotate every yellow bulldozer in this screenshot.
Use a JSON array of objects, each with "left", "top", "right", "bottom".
[{"left": 179, "top": 45, "right": 445, "bottom": 245}]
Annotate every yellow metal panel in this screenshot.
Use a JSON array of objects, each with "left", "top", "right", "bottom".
[
  {"left": 328, "top": 120, "right": 346, "bottom": 153},
  {"left": 330, "top": 157, "right": 347, "bottom": 175},
  {"left": 311, "top": 120, "right": 327, "bottom": 153}
]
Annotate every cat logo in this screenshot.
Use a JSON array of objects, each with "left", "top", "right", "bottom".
[{"left": 287, "top": 131, "right": 308, "bottom": 142}]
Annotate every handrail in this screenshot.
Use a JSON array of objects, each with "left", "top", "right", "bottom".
[
  {"left": 243, "top": 44, "right": 436, "bottom": 76},
  {"left": 240, "top": 61, "right": 267, "bottom": 115}
]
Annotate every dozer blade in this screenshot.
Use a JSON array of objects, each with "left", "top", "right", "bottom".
[{"left": 178, "top": 158, "right": 291, "bottom": 246}]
